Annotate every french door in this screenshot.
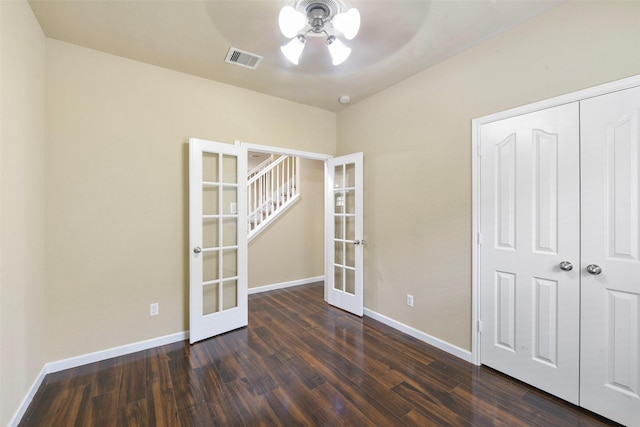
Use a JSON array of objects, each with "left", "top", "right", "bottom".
[
  {"left": 326, "top": 153, "right": 364, "bottom": 316},
  {"left": 479, "top": 104, "right": 581, "bottom": 404},
  {"left": 189, "top": 138, "right": 247, "bottom": 344}
]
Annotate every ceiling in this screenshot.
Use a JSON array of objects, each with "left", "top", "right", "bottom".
[{"left": 28, "top": 0, "right": 562, "bottom": 112}]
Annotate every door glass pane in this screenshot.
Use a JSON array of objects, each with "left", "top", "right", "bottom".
[
  {"left": 203, "top": 152, "right": 219, "bottom": 182},
  {"left": 334, "top": 216, "right": 344, "bottom": 239},
  {"left": 334, "top": 191, "right": 345, "bottom": 214},
  {"left": 223, "top": 280, "right": 238, "bottom": 310},
  {"left": 345, "top": 190, "right": 355, "bottom": 214},
  {"left": 203, "top": 251, "right": 218, "bottom": 282},
  {"left": 345, "top": 162, "right": 355, "bottom": 188},
  {"left": 203, "top": 218, "right": 219, "bottom": 248},
  {"left": 203, "top": 283, "right": 219, "bottom": 315},
  {"left": 345, "top": 216, "right": 355, "bottom": 240},
  {"left": 222, "top": 218, "right": 237, "bottom": 247},
  {"left": 334, "top": 266, "right": 343, "bottom": 291},
  {"left": 334, "top": 165, "right": 344, "bottom": 189},
  {"left": 223, "top": 187, "right": 237, "bottom": 215},
  {"left": 223, "top": 250, "right": 237, "bottom": 278},
  {"left": 203, "top": 186, "right": 219, "bottom": 215},
  {"left": 345, "top": 269, "right": 355, "bottom": 295},
  {"left": 346, "top": 242, "right": 355, "bottom": 268},
  {"left": 334, "top": 241, "right": 344, "bottom": 265},
  {"left": 222, "top": 155, "right": 237, "bottom": 184}
]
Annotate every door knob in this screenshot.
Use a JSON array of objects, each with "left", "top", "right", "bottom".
[
  {"left": 586, "top": 264, "right": 602, "bottom": 275},
  {"left": 193, "top": 246, "right": 202, "bottom": 254},
  {"left": 353, "top": 240, "right": 361, "bottom": 245},
  {"left": 559, "top": 261, "right": 573, "bottom": 271}
]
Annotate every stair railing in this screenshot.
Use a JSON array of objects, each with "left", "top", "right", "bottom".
[{"left": 248, "top": 155, "right": 300, "bottom": 240}]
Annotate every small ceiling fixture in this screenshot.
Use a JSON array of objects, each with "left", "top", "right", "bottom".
[{"left": 279, "top": 0, "right": 360, "bottom": 66}]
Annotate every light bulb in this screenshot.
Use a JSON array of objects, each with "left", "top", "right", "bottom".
[
  {"left": 281, "top": 35, "right": 306, "bottom": 65},
  {"left": 333, "top": 8, "right": 360, "bottom": 40},
  {"left": 279, "top": 6, "right": 306, "bottom": 38},
  {"left": 327, "top": 36, "right": 351, "bottom": 65}
]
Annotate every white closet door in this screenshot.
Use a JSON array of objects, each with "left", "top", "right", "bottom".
[
  {"left": 580, "top": 85, "right": 640, "bottom": 427},
  {"left": 479, "top": 104, "right": 580, "bottom": 404}
]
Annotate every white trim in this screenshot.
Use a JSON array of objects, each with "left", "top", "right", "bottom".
[
  {"left": 10, "top": 331, "right": 188, "bottom": 426},
  {"left": 473, "top": 74, "right": 640, "bottom": 127},
  {"left": 46, "top": 331, "right": 188, "bottom": 374},
  {"left": 470, "top": 73, "right": 640, "bottom": 366},
  {"left": 248, "top": 276, "right": 324, "bottom": 294},
  {"left": 237, "top": 139, "right": 331, "bottom": 301},
  {"left": 363, "top": 308, "right": 472, "bottom": 363},
  {"left": 8, "top": 366, "right": 47, "bottom": 427},
  {"left": 237, "top": 140, "right": 333, "bottom": 161}
]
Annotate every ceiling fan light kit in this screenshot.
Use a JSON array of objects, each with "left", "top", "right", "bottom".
[{"left": 279, "top": 0, "right": 360, "bottom": 66}]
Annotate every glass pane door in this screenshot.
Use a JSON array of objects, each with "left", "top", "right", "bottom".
[
  {"left": 326, "top": 153, "right": 363, "bottom": 316},
  {"left": 190, "top": 139, "right": 247, "bottom": 344}
]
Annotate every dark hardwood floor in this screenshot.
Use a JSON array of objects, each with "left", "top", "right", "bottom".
[{"left": 20, "top": 282, "right": 619, "bottom": 426}]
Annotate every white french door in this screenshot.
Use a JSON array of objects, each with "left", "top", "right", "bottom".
[
  {"left": 479, "top": 104, "right": 581, "bottom": 404},
  {"left": 326, "top": 153, "right": 364, "bottom": 316},
  {"left": 189, "top": 138, "right": 247, "bottom": 344},
  {"left": 579, "top": 86, "right": 640, "bottom": 426}
]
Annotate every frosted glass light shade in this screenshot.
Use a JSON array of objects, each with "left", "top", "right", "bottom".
[
  {"left": 279, "top": 6, "right": 306, "bottom": 38},
  {"left": 281, "top": 36, "right": 306, "bottom": 65},
  {"left": 333, "top": 8, "right": 360, "bottom": 40},
  {"left": 327, "top": 37, "right": 351, "bottom": 65}
]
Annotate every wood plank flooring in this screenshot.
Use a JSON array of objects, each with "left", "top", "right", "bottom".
[{"left": 20, "top": 282, "right": 619, "bottom": 426}]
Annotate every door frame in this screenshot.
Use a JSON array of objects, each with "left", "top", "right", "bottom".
[
  {"left": 236, "top": 141, "right": 334, "bottom": 301},
  {"left": 471, "top": 74, "right": 640, "bottom": 366}
]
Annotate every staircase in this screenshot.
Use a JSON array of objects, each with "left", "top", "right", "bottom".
[{"left": 247, "top": 154, "right": 300, "bottom": 241}]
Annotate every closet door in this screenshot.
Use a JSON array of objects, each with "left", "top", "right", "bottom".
[
  {"left": 479, "top": 104, "right": 580, "bottom": 403},
  {"left": 580, "top": 85, "right": 640, "bottom": 427}
]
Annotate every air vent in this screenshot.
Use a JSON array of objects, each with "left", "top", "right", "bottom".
[{"left": 225, "top": 47, "right": 263, "bottom": 70}]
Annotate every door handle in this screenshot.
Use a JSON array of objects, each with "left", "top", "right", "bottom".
[
  {"left": 193, "top": 246, "right": 202, "bottom": 254},
  {"left": 353, "top": 240, "right": 361, "bottom": 245},
  {"left": 586, "top": 264, "right": 602, "bottom": 275},
  {"left": 559, "top": 261, "right": 573, "bottom": 271}
]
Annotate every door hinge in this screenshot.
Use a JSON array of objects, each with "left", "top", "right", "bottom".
[
  {"left": 477, "top": 320, "right": 483, "bottom": 333},
  {"left": 477, "top": 232, "right": 482, "bottom": 245}
]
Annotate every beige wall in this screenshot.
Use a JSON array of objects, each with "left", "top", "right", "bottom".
[
  {"left": 0, "top": 0, "right": 47, "bottom": 424},
  {"left": 45, "top": 39, "right": 335, "bottom": 362},
  {"left": 249, "top": 158, "right": 325, "bottom": 287},
  {"left": 337, "top": 0, "right": 640, "bottom": 350}
]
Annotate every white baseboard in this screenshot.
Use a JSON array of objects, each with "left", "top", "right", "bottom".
[
  {"left": 46, "top": 331, "right": 189, "bottom": 374},
  {"left": 363, "top": 308, "right": 472, "bottom": 363},
  {"left": 9, "top": 366, "right": 47, "bottom": 427},
  {"left": 248, "top": 276, "right": 324, "bottom": 294},
  {"left": 9, "top": 331, "right": 188, "bottom": 427}
]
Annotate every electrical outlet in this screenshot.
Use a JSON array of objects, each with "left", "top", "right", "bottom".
[
  {"left": 406, "top": 294, "right": 414, "bottom": 307},
  {"left": 150, "top": 303, "right": 159, "bottom": 316}
]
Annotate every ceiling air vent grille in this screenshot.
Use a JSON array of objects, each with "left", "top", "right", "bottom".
[{"left": 225, "top": 47, "right": 263, "bottom": 70}]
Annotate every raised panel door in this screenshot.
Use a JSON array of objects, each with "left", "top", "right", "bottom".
[
  {"left": 479, "top": 104, "right": 581, "bottom": 403},
  {"left": 580, "top": 85, "right": 640, "bottom": 426}
]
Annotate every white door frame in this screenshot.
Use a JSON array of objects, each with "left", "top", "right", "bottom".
[
  {"left": 471, "top": 74, "right": 640, "bottom": 366},
  {"left": 236, "top": 141, "right": 333, "bottom": 301}
]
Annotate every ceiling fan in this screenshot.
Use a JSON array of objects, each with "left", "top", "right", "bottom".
[{"left": 278, "top": 0, "right": 361, "bottom": 66}]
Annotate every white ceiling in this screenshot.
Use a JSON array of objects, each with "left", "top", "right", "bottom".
[{"left": 28, "top": 0, "right": 562, "bottom": 112}]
